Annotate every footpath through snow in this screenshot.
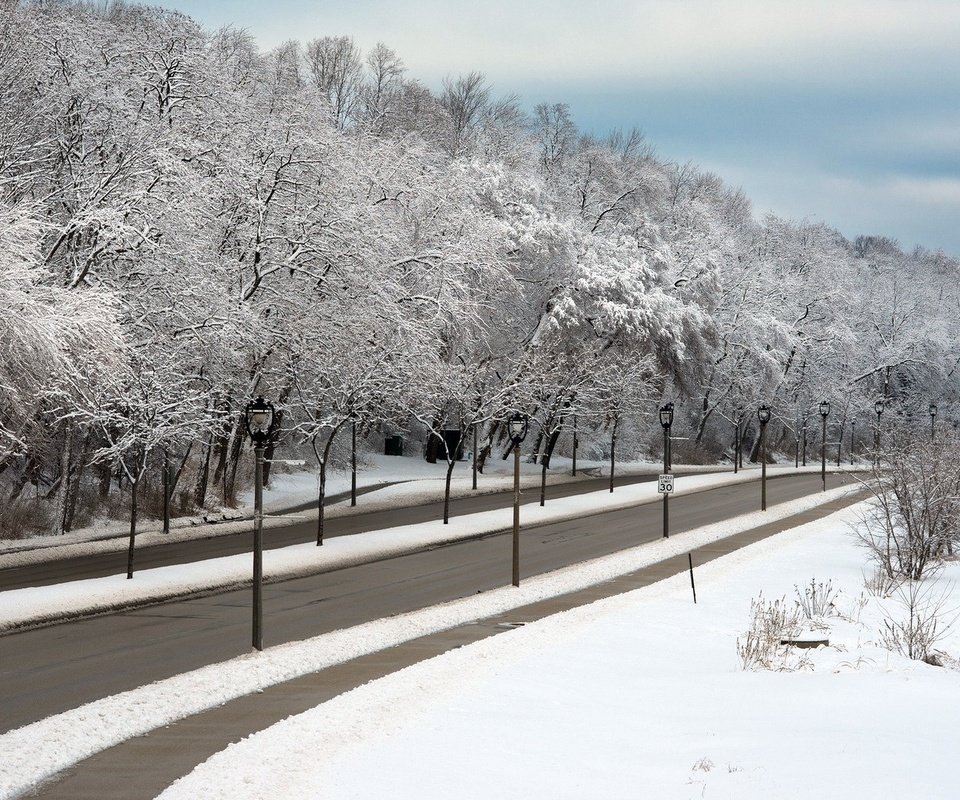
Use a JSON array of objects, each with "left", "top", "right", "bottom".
[
  {"left": 0, "top": 482, "right": 859, "bottom": 799},
  {"left": 0, "top": 466, "right": 852, "bottom": 631}
]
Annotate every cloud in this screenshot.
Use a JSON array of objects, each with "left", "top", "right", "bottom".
[
  {"left": 220, "top": 0, "right": 960, "bottom": 92},
  {"left": 167, "top": 1, "right": 960, "bottom": 91},
  {"left": 710, "top": 160, "right": 960, "bottom": 254}
]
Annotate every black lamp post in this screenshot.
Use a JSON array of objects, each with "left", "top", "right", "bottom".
[
  {"left": 758, "top": 405, "right": 771, "bottom": 510},
  {"left": 507, "top": 412, "right": 529, "bottom": 587},
  {"left": 472, "top": 421, "right": 478, "bottom": 490},
  {"left": 660, "top": 403, "right": 674, "bottom": 538},
  {"left": 929, "top": 402, "right": 938, "bottom": 442},
  {"left": 733, "top": 406, "right": 743, "bottom": 475},
  {"left": 350, "top": 411, "right": 358, "bottom": 507},
  {"left": 819, "top": 399, "right": 830, "bottom": 492},
  {"left": 162, "top": 447, "right": 171, "bottom": 535},
  {"left": 874, "top": 399, "right": 884, "bottom": 464},
  {"left": 245, "top": 396, "right": 277, "bottom": 652}
]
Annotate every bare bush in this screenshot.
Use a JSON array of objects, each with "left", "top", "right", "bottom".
[
  {"left": 796, "top": 578, "right": 837, "bottom": 619},
  {"left": 0, "top": 497, "right": 52, "bottom": 539},
  {"left": 736, "top": 594, "right": 807, "bottom": 671},
  {"left": 857, "top": 426, "right": 960, "bottom": 581},
  {"left": 879, "top": 578, "right": 955, "bottom": 663},
  {"left": 864, "top": 566, "right": 900, "bottom": 598}
]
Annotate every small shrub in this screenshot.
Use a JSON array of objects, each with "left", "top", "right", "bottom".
[
  {"left": 879, "top": 578, "right": 955, "bottom": 662},
  {"left": 736, "top": 594, "right": 806, "bottom": 671},
  {"left": 796, "top": 578, "right": 837, "bottom": 619},
  {"left": 864, "top": 567, "right": 899, "bottom": 598}
]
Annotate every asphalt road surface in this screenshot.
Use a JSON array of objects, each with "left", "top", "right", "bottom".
[
  {"left": 0, "top": 472, "right": 853, "bottom": 733},
  {"left": 0, "top": 470, "right": 663, "bottom": 590}
]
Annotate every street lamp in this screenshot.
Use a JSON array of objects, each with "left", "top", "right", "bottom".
[
  {"left": 660, "top": 403, "right": 674, "bottom": 538},
  {"left": 507, "top": 412, "right": 529, "bottom": 587},
  {"left": 350, "top": 411, "right": 358, "bottom": 506},
  {"left": 929, "top": 402, "right": 938, "bottom": 442},
  {"left": 819, "top": 400, "right": 830, "bottom": 492},
  {"left": 758, "top": 405, "right": 771, "bottom": 511},
  {"left": 245, "top": 396, "right": 277, "bottom": 652},
  {"left": 735, "top": 406, "right": 744, "bottom": 471},
  {"left": 874, "top": 399, "right": 884, "bottom": 463}
]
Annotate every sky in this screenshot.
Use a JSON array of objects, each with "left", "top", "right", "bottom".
[{"left": 160, "top": 0, "right": 960, "bottom": 256}]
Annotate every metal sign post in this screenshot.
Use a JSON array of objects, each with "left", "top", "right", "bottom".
[{"left": 658, "top": 472, "right": 674, "bottom": 539}]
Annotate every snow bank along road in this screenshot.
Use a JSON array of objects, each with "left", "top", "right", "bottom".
[{"left": 1, "top": 472, "right": 858, "bottom": 735}]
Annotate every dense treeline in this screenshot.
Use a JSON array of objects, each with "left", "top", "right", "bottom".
[{"left": 1, "top": 1, "right": 957, "bottom": 537}]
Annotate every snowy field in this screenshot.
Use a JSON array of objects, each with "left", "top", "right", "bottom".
[{"left": 156, "top": 503, "right": 960, "bottom": 800}]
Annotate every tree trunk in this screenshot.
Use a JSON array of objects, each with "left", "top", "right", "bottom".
[
  {"left": 193, "top": 432, "right": 213, "bottom": 508},
  {"left": 443, "top": 458, "right": 456, "bottom": 523},
  {"left": 475, "top": 420, "right": 498, "bottom": 472},
  {"left": 224, "top": 413, "right": 245, "bottom": 506},
  {"left": 261, "top": 384, "right": 291, "bottom": 486},
  {"left": 211, "top": 433, "right": 229, "bottom": 493},
  {"left": 98, "top": 454, "right": 112, "bottom": 499},
  {"left": 541, "top": 428, "right": 561, "bottom": 470},
  {"left": 425, "top": 419, "right": 442, "bottom": 463},
  {"left": 609, "top": 429, "right": 617, "bottom": 493},
  {"left": 51, "top": 425, "right": 74, "bottom": 536},
  {"left": 530, "top": 428, "right": 544, "bottom": 465},
  {"left": 316, "top": 458, "right": 327, "bottom": 546},
  {"left": 540, "top": 458, "right": 548, "bottom": 506},
  {"left": 171, "top": 442, "right": 193, "bottom": 494},
  {"left": 126, "top": 475, "right": 139, "bottom": 579},
  {"left": 315, "top": 427, "right": 341, "bottom": 545},
  {"left": 835, "top": 419, "right": 845, "bottom": 467},
  {"left": 748, "top": 427, "right": 761, "bottom": 463},
  {"left": 6, "top": 457, "right": 34, "bottom": 506},
  {"left": 162, "top": 448, "right": 171, "bottom": 534},
  {"left": 64, "top": 434, "right": 89, "bottom": 532}
]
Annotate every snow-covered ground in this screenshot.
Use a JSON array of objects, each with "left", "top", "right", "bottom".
[
  {"left": 157, "top": 503, "right": 960, "bottom": 800},
  {"left": 0, "top": 466, "right": 851, "bottom": 630},
  {"left": 0, "top": 484, "right": 858, "bottom": 799}
]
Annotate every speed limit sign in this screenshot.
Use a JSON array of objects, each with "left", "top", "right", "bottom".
[{"left": 658, "top": 474, "right": 674, "bottom": 494}]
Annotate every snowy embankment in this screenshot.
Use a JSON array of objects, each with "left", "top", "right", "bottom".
[
  {"left": 158, "top": 504, "right": 960, "bottom": 800},
  {"left": 0, "top": 466, "right": 847, "bottom": 631},
  {"left": 0, "top": 484, "right": 859, "bottom": 800}
]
